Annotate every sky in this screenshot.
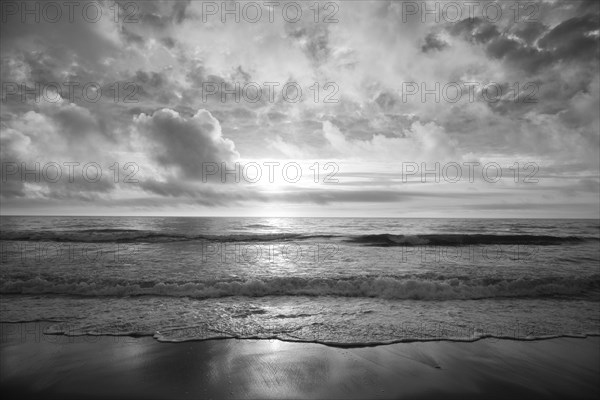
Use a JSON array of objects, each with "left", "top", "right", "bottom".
[{"left": 0, "top": 0, "right": 599, "bottom": 218}]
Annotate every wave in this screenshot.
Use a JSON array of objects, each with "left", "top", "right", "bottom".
[
  {"left": 2, "top": 274, "right": 598, "bottom": 300},
  {"left": 1, "top": 229, "right": 596, "bottom": 246},
  {"left": 0, "top": 229, "right": 333, "bottom": 243},
  {"left": 153, "top": 331, "right": 600, "bottom": 346},
  {"left": 36, "top": 323, "right": 600, "bottom": 346},
  {"left": 345, "top": 234, "right": 596, "bottom": 247}
]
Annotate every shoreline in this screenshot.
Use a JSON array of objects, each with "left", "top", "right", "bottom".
[
  {"left": 2, "top": 322, "right": 599, "bottom": 399},
  {"left": 2, "top": 319, "right": 600, "bottom": 347}
]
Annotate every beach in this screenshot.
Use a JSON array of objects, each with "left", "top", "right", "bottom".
[
  {"left": 2, "top": 0, "right": 600, "bottom": 397},
  {"left": 1, "top": 322, "right": 599, "bottom": 399},
  {"left": 1, "top": 217, "right": 599, "bottom": 398}
]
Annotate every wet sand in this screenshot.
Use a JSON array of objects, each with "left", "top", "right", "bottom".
[{"left": 1, "top": 322, "right": 599, "bottom": 399}]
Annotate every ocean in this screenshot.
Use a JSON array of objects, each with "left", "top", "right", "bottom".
[{"left": 1, "top": 217, "right": 599, "bottom": 346}]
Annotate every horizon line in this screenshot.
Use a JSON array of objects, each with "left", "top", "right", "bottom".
[{"left": 0, "top": 214, "right": 598, "bottom": 220}]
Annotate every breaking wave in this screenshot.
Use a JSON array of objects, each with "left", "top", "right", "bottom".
[
  {"left": 345, "top": 234, "right": 595, "bottom": 246},
  {"left": 1, "top": 230, "right": 596, "bottom": 246},
  {"left": 2, "top": 274, "right": 598, "bottom": 300}
]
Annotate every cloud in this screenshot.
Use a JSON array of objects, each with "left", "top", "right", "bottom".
[
  {"left": 321, "top": 120, "right": 459, "bottom": 162},
  {"left": 0, "top": 0, "right": 598, "bottom": 217},
  {"left": 0, "top": 98, "right": 128, "bottom": 201},
  {"left": 446, "top": 9, "right": 599, "bottom": 75},
  {"left": 421, "top": 33, "right": 448, "bottom": 52},
  {"left": 537, "top": 14, "right": 600, "bottom": 61},
  {"left": 133, "top": 108, "right": 239, "bottom": 180}
]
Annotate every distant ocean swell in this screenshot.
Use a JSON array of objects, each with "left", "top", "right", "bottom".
[
  {"left": 2, "top": 274, "right": 598, "bottom": 300},
  {"left": 0, "top": 230, "right": 334, "bottom": 243},
  {"left": 345, "top": 234, "right": 595, "bottom": 246},
  {"left": 1, "top": 230, "right": 596, "bottom": 246}
]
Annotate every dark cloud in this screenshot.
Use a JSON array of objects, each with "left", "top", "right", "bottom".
[
  {"left": 135, "top": 70, "right": 165, "bottom": 88},
  {"left": 537, "top": 14, "right": 600, "bottom": 61},
  {"left": 134, "top": 0, "right": 191, "bottom": 28},
  {"left": 113, "top": 1, "right": 189, "bottom": 51},
  {"left": 462, "top": 202, "right": 599, "bottom": 212},
  {"left": 448, "top": 11, "right": 599, "bottom": 75},
  {"left": 0, "top": 127, "right": 27, "bottom": 198},
  {"left": 120, "top": 27, "right": 145, "bottom": 46},
  {"left": 266, "top": 111, "right": 287, "bottom": 122},
  {"left": 161, "top": 37, "right": 176, "bottom": 48},
  {"left": 286, "top": 23, "right": 330, "bottom": 66},
  {"left": 0, "top": 11, "right": 123, "bottom": 75},
  {"left": 185, "top": 62, "right": 209, "bottom": 88},
  {"left": 135, "top": 182, "right": 475, "bottom": 207},
  {"left": 134, "top": 108, "right": 239, "bottom": 180},
  {"left": 449, "top": 18, "right": 500, "bottom": 44},
  {"left": 448, "top": 18, "right": 551, "bottom": 74},
  {"left": 171, "top": 0, "right": 190, "bottom": 24},
  {"left": 273, "top": 189, "right": 406, "bottom": 205},
  {"left": 211, "top": 107, "right": 256, "bottom": 123},
  {"left": 511, "top": 22, "right": 548, "bottom": 45},
  {"left": 421, "top": 33, "right": 448, "bottom": 52},
  {"left": 48, "top": 102, "right": 107, "bottom": 141},
  {"left": 374, "top": 92, "right": 398, "bottom": 110},
  {"left": 232, "top": 66, "right": 251, "bottom": 83},
  {"left": 137, "top": 179, "right": 270, "bottom": 206}
]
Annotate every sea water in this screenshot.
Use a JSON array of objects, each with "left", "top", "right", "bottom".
[{"left": 1, "top": 216, "right": 598, "bottom": 345}]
